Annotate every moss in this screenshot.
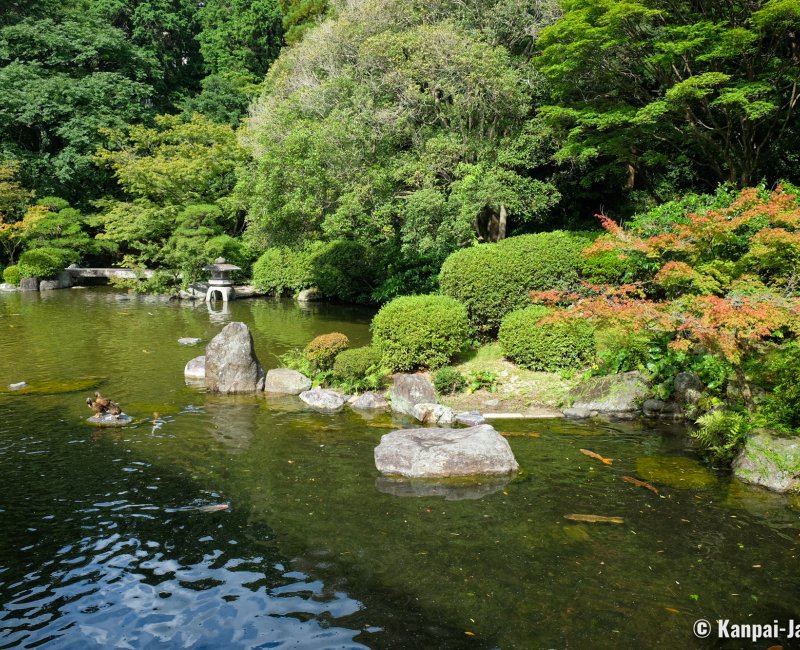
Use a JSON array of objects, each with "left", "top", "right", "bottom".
[{"left": 635, "top": 456, "right": 716, "bottom": 489}]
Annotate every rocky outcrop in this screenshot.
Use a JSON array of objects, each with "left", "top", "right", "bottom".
[
  {"left": 374, "top": 424, "right": 519, "bottom": 478},
  {"left": 674, "top": 372, "right": 704, "bottom": 407},
  {"left": 263, "top": 368, "right": 312, "bottom": 395},
  {"left": 39, "top": 279, "right": 59, "bottom": 291},
  {"left": 411, "top": 403, "right": 456, "bottom": 425},
  {"left": 455, "top": 411, "right": 487, "bottom": 427},
  {"left": 297, "top": 287, "right": 322, "bottom": 302},
  {"left": 184, "top": 356, "right": 206, "bottom": 381},
  {"left": 299, "top": 387, "right": 346, "bottom": 412},
  {"left": 204, "top": 322, "right": 265, "bottom": 393},
  {"left": 733, "top": 431, "right": 800, "bottom": 493},
  {"left": 19, "top": 277, "right": 38, "bottom": 292},
  {"left": 389, "top": 374, "right": 437, "bottom": 418},
  {"left": 642, "top": 399, "right": 683, "bottom": 419},
  {"left": 564, "top": 371, "right": 649, "bottom": 418},
  {"left": 350, "top": 391, "right": 389, "bottom": 410}
]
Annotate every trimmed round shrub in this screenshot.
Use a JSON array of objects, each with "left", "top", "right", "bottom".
[
  {"left": 17, "top": 247, "right": 77, "bottom": 279},
  {"left": 333, "top": 346, "right": 382, "bottom": 382},
  {"left": 371, "top": 294, "right": 472, "bottom": 371},
  {"left": 499, "top": 306, "right": 595, "bottom": 371},
  {"left": 252, "top": 246, "right": 315, "bottom": 295},
  {"left": 3, "top": 265, "right": 21, "bottom": 285},
  {"left": 439, "top": 231, "right": 593, "bottom": 337},
  {"left": 433, "top": 366, "right": 467, "bottom": 395},
  {"left": 304, "top": 332, "right": 350, "bottom": 370}
]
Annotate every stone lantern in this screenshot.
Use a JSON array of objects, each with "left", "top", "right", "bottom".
[{"left": 204, "top": 257, "right": 240, "bottom": 303}]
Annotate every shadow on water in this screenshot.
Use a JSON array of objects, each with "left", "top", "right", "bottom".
[{"left": 1, "top": 289, "right": 800, "bottom": 649}]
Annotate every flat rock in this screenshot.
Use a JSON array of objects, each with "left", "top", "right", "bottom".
[
  {"left": 178, "top": 337, "right": 202, "bottom": 346},
  {"left": 87, "top": 413, "right": 133, "bottom": 426},
  {"left": 642, "top": 398, "right": 684, "bottom": 419},
  {"left": 733, "top": 431, "right": 800, "bottom": 493},
  {"left": 411, "top": 402, "right": 456, "bottom": 425},
  {"left": 374, "top": 424, "right": 519, "bottom": 478},
  {"left": 0, "top": 283, "right": 17, "bottom": 292},
  {"left": 297, "top": 287, "right": 322, "bottom": 302},
  {"left": 567, "top": 371, "right": 649, "bottom": 417},
  {"left": 184, "top": 355, "right": 206, "bottom": 380},
  {"left": 455, "top": 411, "right": 487, "bottom": 427},
  {"left": 39, "top": 279, "right": 60, "bottom": 291},
  {"left": 299, "top": 387, "right": 346, "bottom": 412},
  {"left": 8, "top": 381, "right": 27, "bottom": 390},
  {"left": 350, "top": 391, "right": 389, "bottom": 410},
  {"left": 263, "top": 368, "right": 312, "bottom": 394},
  {"left": 204, "top": 322, "right": 265, "bottom": 393},
  {"left": 389, "top": 374, "right": 436, "bottom": 418}
]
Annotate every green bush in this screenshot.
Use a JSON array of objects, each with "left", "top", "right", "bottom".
[
  {"left": 204, "top": 235, "right": 254, "bottom": 281},
  {"left": 499, "top": 306, "right": 595, "bottom": 371},
  {"left": 433, "top": 366, "right": 467, "bottom": 395},
  {"left": 595, "top": 325, "right": 656, "bottom": 375},
  {"left": 310, "top": 240, "right": 375, "bottom": 303},
  {"left": 252, "top": 245, "right": 315, "bottom": 295},
  {"left": 372, "top": 294, "right": 472, "bottom": 371},
  {"left": 2, "top": 265, "right": 21, "bottom": 285},
  {"left": 758, "top": 342, "right": 800, "bottom": 432},
  {"left": 304, "top": 332, "right": 349, "bottom": 370},
  {"left": 17, "top": 247, "right": 77, "bottom": 279},
  {"left": 332, "top": 346, "right": 384, "bottom": 386},
  {"left": 439, "top": 231, "right": 592, "bottom": 337}
]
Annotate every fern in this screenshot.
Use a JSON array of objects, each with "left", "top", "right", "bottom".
[{"left": 692, "top": 410, "right": 751, "bottom": 464}]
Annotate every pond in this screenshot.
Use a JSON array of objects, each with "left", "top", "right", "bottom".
[{"left": 0, "top": 289, "right": 799, "bottom": 649}]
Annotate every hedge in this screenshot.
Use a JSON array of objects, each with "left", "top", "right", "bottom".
[
  {"left": 371, "top": 294, "right": 472, "bottom": 371},
  {"left": 17, "top": 247, "right": 77, "bottom": 280},
  {"left": 333, "top": 346, "right": 382, "bottom": 383}
]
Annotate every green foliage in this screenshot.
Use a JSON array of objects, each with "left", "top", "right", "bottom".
[
  {"left": 371, "top": 294, "right": 473, "bottom": 371},
  {"left": 757, "top": 342, "right": 800, "bottom": 432},
  {"left": 331, "top": 346, "right": 387, "bottom": 393},
  {"left": 594, "top": 326, "right": 655, "bottom": 375},
  {"left": 692, "top": 410, "right": 751, "bottom": 464},
  {"left": 17, "top": 246, "right": 77, "bottom": 279},
  {"left": 439, "top": 232, "right": 591, "bottom": 337},
  {"left": 499, "top": 306, "right": 595, "bottom": 371},
  {"left": 180, "top": 73, "right": 259, "bottom": 127},
  {"left": 433, "top": 367, "right": 467, "bottom": 395},
  {"left": 252, "top": 245, "right": 315, "bottom": 296},
  {"left": 2, "top": 264, "right": 20, "bottom": 285},
  {"left": 310, "top": 240, "right": 375, "bottom": 303},
  {"left": 278, "top": 347, "right": 315, "bottom": 379},
  {"left": 466, "top": 369, "right": 498, "bottom": 394},
  {"left": 304, "top": 332, "right": 349, "bottom": 371}
]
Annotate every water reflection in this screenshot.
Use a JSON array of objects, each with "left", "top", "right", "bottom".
[{"left": 375, "top": 476, "right": 511, "bottom": 501}]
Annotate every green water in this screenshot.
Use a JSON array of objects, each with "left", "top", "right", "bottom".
[{"left": 1, "top": 289, "right": 799, "bottom": 649}]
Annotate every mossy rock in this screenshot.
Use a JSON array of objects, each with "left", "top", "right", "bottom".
[
  {"left": 2, "top": 377, "right": 105, "bottom": 396},
  {"left": 635, "top": 456, "right": 716, "bottom": 489},
  {"left": 732, "top": 431, "right": 800, "bottom": 494}
]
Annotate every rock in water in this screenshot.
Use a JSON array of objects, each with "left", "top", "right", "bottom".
[
  {"left": 8, "top": 381, "right": 27, "bottom": 390},
  {"left": 178, "top": 337, "right": 202, "bottom": 346},
  {"left": 350, "top": 391, "right": 389, "bottom": 410},
  {"left": 389, "top": 374, "right": 436, "bottom": 418},
  {"left": 374, "top": 424, "right": 519, "bottom": 478},
  {"left": 455, "top": 411, "right": 487, "bottom": 427},
  {"left": 411, "top": 403, "right": 456, "bottom": 425},
  {"left": 564, "top": 371, "right": 649, "bottom": 418},
  {"left": 299, "top": 387, "right": 346, "bottom": 412},
  {"left": 87, "top": 413, "right": 133, "bottom": 426},
  {"left": 184, "top": 356, "right": 206, "bottom": 380},
  {"left": 733, "top": 431, "right": 800, "bottom": 493},
  {"left": 263, "top": 368, "right": 312, "bottom": 394},
  {"left": 204, "top": 322, "right": 265, "bottom": 393},
  {"left": 19, "top": 277, "right": 38, "bottom": 292}
]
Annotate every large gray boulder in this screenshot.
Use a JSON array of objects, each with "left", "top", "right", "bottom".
[
  {"left": 350, "top": 391, "right": 389, "bottom": 410},
  {"left": 389, "top": 374, "right": 437, "bottom": 418},
  {"left": 674, "top": 372, "right": 704, "bottom": 406},
  {"left": 263, "top": 368, "right": 312, "bottom": 394},
  {"left": 642, "top": 398, "right": 683, "bottom": 419},
  {"left": 565, "top": 371, "right": 649, "bottom": 418},
  {"left": 299, "top": 387, "right": 346, "bottom": 412},
  {"left": 411, "top": 403, "right": 456, "bottom": 425},
  {"left": 204, "top": 322, "right": 265, "bottom": 393},
  {"left": 733, "top": 431, "right": 800, "bottom": 493},
  {"left": 297, "top": 287, "right": 323, "bottom": 302},
  {"left": 39, "top": 279, "right": 60, "bottom": 291},
  {"left": 19, "top": 277, "right": 38, "bottom": 292},
  {"left": 374, "top": 424, "right": 519, "bottom": 478},
  {"left": 184, "top": 355, "right": 206, "bottom": 380}
]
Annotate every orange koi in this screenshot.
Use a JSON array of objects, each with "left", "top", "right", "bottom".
[
  {"left": 579, "top": 448, "right": 613, "bottom": 465},
  {"left": 623, "top": 475, "right": 660, "bottom": 495}
]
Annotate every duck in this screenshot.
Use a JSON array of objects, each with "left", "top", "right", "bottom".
[
  {"left": 93, "top": 392, "right": 112, "bottom": 409},
  {"left": 86, "top": 397, "right": 106, "bottom": 417},
  {"left": 107, "top": 401, "right": 122, "bottom": 418}
]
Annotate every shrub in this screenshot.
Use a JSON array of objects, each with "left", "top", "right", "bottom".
[
  {"left": 17, "top": 247, "right": 77, "bottom": 279},
  {"left": 372, "top": 294, "right": 472, "bottom": 371},
  {"left": 3, "top": 265, "right": 20, "bottom": 285},
  {"left": 305, "top": 332, "right": 350, "bottom": 370},
  {"left": 333, "top": 346, "right": 382, "bottom": 382},
  {"left": 310, "top": 240, "right": 375, "bottom": 303},
  {"left": 252, "top": 245, "right": 315, "bottom": 295},
  {"left": 757, "top": 342, "right": 800, "bottom": 432},
  {"left": 204, "top": 235, "right": 254, "bottom": 281},
  {"left": 499, "top": 306, "right": 595, "bottom": 371},
  {"left": 433, "top": 366, "right": 467, "bottom": 395},
  {"left": 439, "top": 231, "right": 592, "bottom": 337},
  {"left": 595, "top": 325, "right": 656, "bottom": 375},
  {"left": 692, "top": 410, "right": 751, "bottom": 463}
]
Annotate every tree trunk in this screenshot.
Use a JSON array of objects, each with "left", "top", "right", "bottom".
[{"left": 497, "top": 203, "right": 507, "bottom": 240}]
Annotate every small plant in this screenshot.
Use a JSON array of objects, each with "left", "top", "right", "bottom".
[
  {"left": 692, "top": 410, "right": 751, "bottom": 464},
  {"left": 466, "top": 370, "right": 497, "bottom": 394},
  {"left": 433, "top": 367, "right": 467, "bottom": 395},
  {"left": 2, "top": 265, "right": 20, "bottom": 286},
  {"left": 332, "top": 346, "right": 389, "bottom": 392},
  {"left": 304, "top": 332, "right": 350, "bottom": 370}
]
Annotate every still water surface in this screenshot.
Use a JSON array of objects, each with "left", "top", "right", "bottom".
[{"left": 0, "top": 289, "right": 799, "bottom": 649}]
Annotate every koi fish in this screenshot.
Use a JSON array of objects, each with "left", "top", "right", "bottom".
[
  {"left": 579, "top": 448, "right": 613, "bottom": 465},
  {"left": 198, "top": 504, "right": 229, "bottom": 513},
  {"left": 564, "top": 514, "right": 624, "bottom": 524},
  {"left": 622, "top": 475, "right": 660, "bottom": 495}
]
